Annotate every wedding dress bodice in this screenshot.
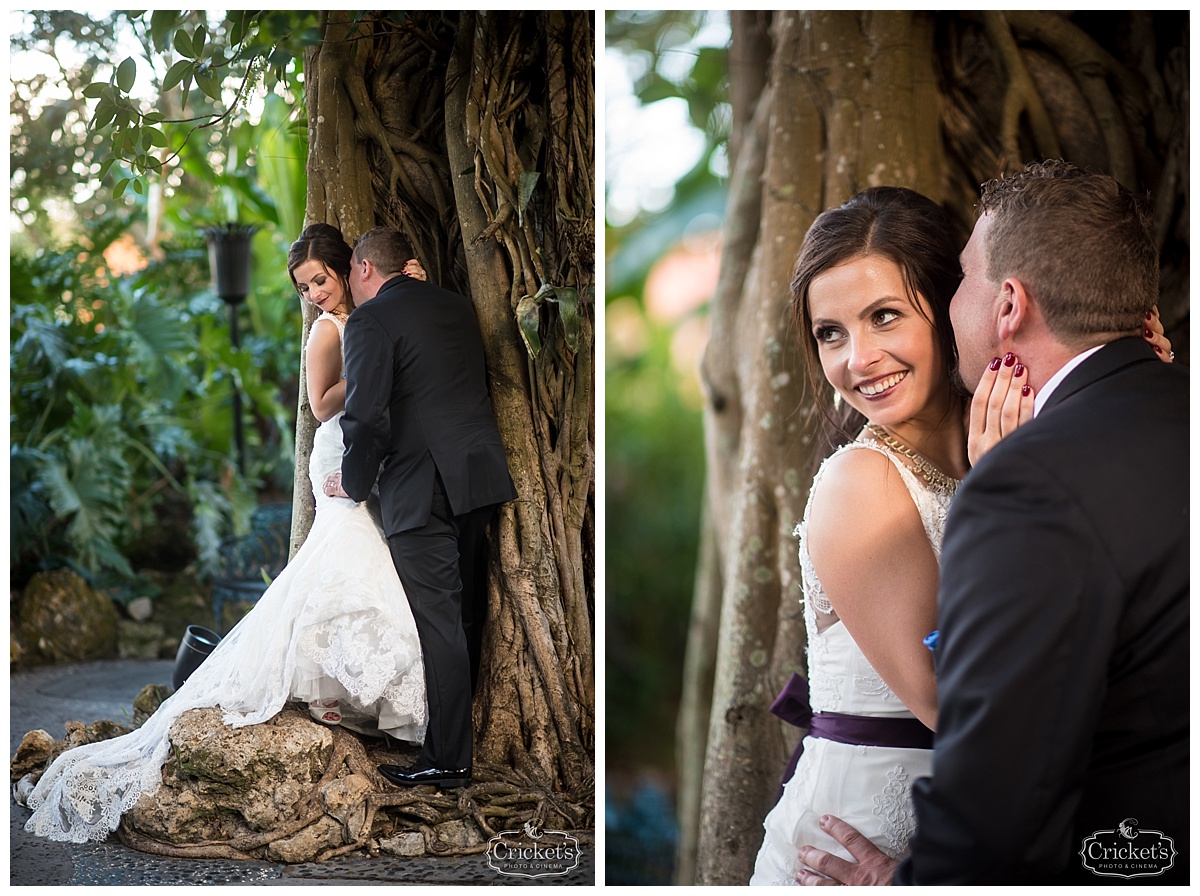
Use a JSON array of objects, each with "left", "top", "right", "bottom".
[
  {"left": 309, "top": 312, "right": 348, "bottom": 495},
  {"left": 797, "top": 435, "right": 956, "bottom": 716}
]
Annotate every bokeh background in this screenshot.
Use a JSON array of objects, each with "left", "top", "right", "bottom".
[{"left": 604, "top": 10, "right": 729, "bottom": 884}]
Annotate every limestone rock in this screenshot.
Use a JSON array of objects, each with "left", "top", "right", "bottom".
[
  {"left": 433, "top": 818, "right": 484, "bottom": 850},
  {"left": 14, "top": 569, "right": 119, "bottom": 667},
  {"left": 62, "top": 719, "right": 134, "bottom": 750},
  {"left": 379, "top": 830, "right": 426, "bottom": 857},
  {"left": 124, "top": 707, "right": 335, "bottom": 847},
  {"left": 126, "top": 596, "right": 155, "bottom": 622},
  {"left": 266, "top": 815, "right": 344, "bottom": 863},
  {"left": 10, "top": 729, "right": 57, "bottom": 781},
  {"left": 10, "top": 718, "right": 131, "bottom": 789}
]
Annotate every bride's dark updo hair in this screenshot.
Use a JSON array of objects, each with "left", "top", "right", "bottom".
[
  {"left": 287, "top": 223, "right": 354, "bottom": 305},
  {"left": 790, "top": 186, "right": 966, "bottom": 454}
]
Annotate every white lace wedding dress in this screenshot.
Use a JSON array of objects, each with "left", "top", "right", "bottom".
[
  {"left": 750, "top": 434, "right": 955, "bottom": 885},
  {"left": 20, "top": 312, "right": 427, "bottom": 844}
]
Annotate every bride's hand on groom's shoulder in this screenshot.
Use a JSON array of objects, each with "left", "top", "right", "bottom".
[
  {"left": 795, "top": 815, "right": 896, "bottom": 886},
  {"left": 967, "top": 353, "right": 1035, "bottom": 467}
]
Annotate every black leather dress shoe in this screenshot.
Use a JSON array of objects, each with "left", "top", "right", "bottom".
[{"left": 378, "top": 764, "right": 471, "bottom": 788}]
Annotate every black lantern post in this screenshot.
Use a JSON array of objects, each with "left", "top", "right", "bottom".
[{"left": 203, "top": 223, "right": 258, "bottom": 475}]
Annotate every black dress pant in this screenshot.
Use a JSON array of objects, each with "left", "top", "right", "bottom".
[{"left": 387, "top": 477, "right": 497, "bottom": 771}]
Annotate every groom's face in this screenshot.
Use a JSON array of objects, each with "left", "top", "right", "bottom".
[{"left": 950, "top": 213, "right": 1003, "bottom": 392}]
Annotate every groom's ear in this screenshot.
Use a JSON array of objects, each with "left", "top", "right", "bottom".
[{"left": 996, "top": 276, "right": 1032, "bottom": 342}]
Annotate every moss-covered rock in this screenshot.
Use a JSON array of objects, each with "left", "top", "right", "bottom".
[{"left": 14, "top": 569, "right": 119, "bottom": 668}]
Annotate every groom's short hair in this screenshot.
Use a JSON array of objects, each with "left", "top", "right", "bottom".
[
  {"left": 978, "top": 159, "right": 1158, "bottom": 343},
  {"left": 353, "top": 227, "right": 416, "bottom": 277}
]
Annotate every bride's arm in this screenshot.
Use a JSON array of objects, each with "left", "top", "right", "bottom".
[
  {"left": 306, "top": 318, "right": 347, "bottom": 423},
  {"left": 805, "top": 448, "right": 939, "bottom": 729}
]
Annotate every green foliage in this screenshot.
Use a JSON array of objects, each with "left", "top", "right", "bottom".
[
  {"left": 9, "top": 220, "right": 298, "bottom": 590},
  {"left": 80, "top": 11, "right": 322, "bottom": 194},
  {"left": 606, "top": 323, "right": 705, "bottom": 772},
  {"left": 11, "top": 9, "right": 314, "bottom": 590},
  {"left": 604, "top": 13, "right": 730, "bottom": 777}
]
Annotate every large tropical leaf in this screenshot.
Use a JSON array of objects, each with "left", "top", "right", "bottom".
[{"left": 39, "top": 403, "right": 136, "bottom": 576}]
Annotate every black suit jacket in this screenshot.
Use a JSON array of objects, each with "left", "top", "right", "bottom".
[
  {"left": 896, "top": 337, "right": 1189, "bottom": 884},
  {"left": 340, "top": 274, "right": 517, "bottom": 535}
]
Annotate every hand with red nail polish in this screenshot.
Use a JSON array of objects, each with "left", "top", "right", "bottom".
[
  {"left": 968, "top": 352, "right": 1036, "bottom": 466},
  {"left": 1143, "top": 305, "right": 1174, "bottom": 363}
]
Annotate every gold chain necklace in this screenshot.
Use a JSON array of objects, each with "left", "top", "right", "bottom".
[{"left": 865, "top": 424, "right": 960, "bottom": 495}]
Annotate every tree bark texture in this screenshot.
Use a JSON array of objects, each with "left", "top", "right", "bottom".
[
  {"left": 683, "top": 11, "right": 1188, "bottom": 885},
  {"left": 289, "top": 11, "right": 594, "bottom": 817}
]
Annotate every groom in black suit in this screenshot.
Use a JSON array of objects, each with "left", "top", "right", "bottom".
[
  {"left": 796, "top": 162, "right": 1188, "bottom": 884},
  {"left": 327, "top": 226, "right": 516, "bottom": 788}
]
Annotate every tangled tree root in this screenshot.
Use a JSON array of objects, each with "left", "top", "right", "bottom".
[{"left": 113, "top": 719, "right": 592, "bottom": 862}]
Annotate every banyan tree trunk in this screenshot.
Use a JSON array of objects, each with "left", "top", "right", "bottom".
[{"left": 289, "top": 10, "right": 594, "bottom": 817}]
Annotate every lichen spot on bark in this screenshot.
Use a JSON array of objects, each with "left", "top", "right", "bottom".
[
  {"left": 749, "top": 647, "right": 769, "bottom": 668},
  {"left": 759, "top": 412, "right": 775, "bottom": 430},
  {"left": 753, "top": 566, "right": 773, "bottom": 584},
  {"left": 783, "top": 468, "right": 802, "bottom": 494}
]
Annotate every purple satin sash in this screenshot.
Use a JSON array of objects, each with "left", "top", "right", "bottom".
[{"left": 769, "top": 673, "right": 933, "bottom": 803}]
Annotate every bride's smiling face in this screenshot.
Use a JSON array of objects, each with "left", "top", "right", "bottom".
[
  {"left": 807, "top": 253, "right": 948, "bottom": 432},
  {"left": 292, "top": 260, "right": 351, "bottom": 316}
]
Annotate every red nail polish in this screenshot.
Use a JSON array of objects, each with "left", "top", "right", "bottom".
[
  {"left": 1154, "top": 344, "right": 1163, "bottom": 354},
  {"left": 1003, "top": 353, "right": 1016, "bottom": 367},
  {"left": 1021, "top": 385, "right": 1031, "bottom": 397},
  {"left": 1145, "top": 328, "right": 1153, "bottom": 338},
  {"left": 1147, "top": 310, "right": 1154, "bottom": 320},
  {"left": 1014, "top": 364, "right": 1024, "bottom": 377},
  {"left": 989, "top": 357, "right": 1002, "bottom": 371}
]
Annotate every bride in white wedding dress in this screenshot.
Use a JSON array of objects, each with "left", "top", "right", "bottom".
[{"left": 20, "top": 223, "right": 427, "bottom": 844}]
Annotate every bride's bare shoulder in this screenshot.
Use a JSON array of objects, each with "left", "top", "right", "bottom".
[{"left": 808, "top": 444, "right": 921, "bottom": 535}]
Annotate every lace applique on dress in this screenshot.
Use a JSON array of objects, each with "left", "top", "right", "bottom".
[
  {"left": 853, "top": 671, "right": 898, "bottom": 701},
  {"left": 872, "top": 765, "right": 918, "bottom": 858}
]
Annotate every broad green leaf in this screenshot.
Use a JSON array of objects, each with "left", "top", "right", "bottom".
[
  {"left": 163, "top": 58, "right": 192, "bottom": 92},
  {"left": 93, "top": 101, "right": 116, "bottom": 129},
  {"left": 116, "top": 57, "right": 137, "bottom": 93},
  {"left": 173, "top": 28, "right": 194, "bottom": 59},
  {"left": 193, "top": 23, "right": 208, "bottom": 60},
  {"left": 113, "top": 177, "right": 130, "bottom": 198},
  {"left": 195, "top": 66, "right": 220, "bottom": 101},
  {"left": 180, "top": 72, "right": 193, "bottom": 109},
  {"left": 149, "top": 10, "right": 180, "bottom": 52},
  {"left": 82, "top": 81, "right": 108, "bottom": 99}
]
